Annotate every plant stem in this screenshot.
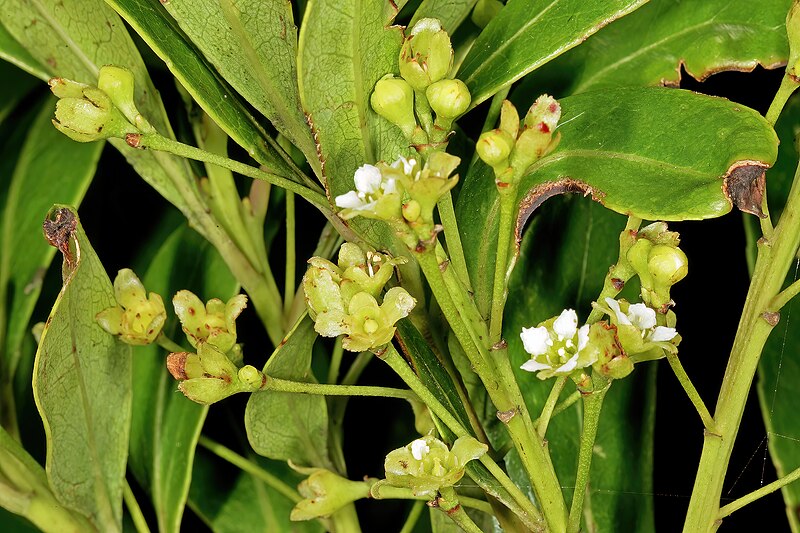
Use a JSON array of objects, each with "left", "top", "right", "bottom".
[
  {"left": 769, "top": 276, "right": 800, "bottom": 311},
  {"left": 263, "top": 375, "right": 417, "bottom": 401},
  {"left": 156, "top": 333, "right": 185, "bottom": 354},
  {"left": 437, "top": 486, "right": 484, "bottom": 533},
  {"left": 133, "top": 133, "right": 328, "bottom": 209},
  {"left": 371, "top": 484, "right": 493, "bottom": 514},
  {"left": 283, "top": 191, "right": 296, "bottom": 323},
  {"left": 437, "top": 191, "right": 473, "bottom": 292},
  {"left": 399, "top": 501, "right": 426, "bottom": 533},
  {"left": 489, "top": 186, "right": 516, "bottom": 341},
  {"left": 327, "top": 338, "right": 345, "bottom": 384},
  {"left": 537, "top": 376, "right": 568, "bottom": 439},
  {"left": 123, "top": 480, "right": 151, "bottom": 533},
  {"left": 717, "top": 464, "right": 800, "bottom": 519},
  {"left": 197, "top": 436, "right": 300, "bottom": 503},
  {"left": 665, "top": 352, "right": 714, "bottom": 430},
  {"left": 566, "top": 379, "right": 608, "bottom": 533},
  {"left": 765, "top": 74, "right": 800, "bottom": 126},
  {"left": 549, "top": 391, "right": 581, "bottom": 420},
  {"left": 683, "top": 147, "right": 800, "bottom": 532}
]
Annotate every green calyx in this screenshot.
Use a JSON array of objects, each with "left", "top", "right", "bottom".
[
  {"left": 96, "top": 268, "right": 166, "bottom": 345},
  {"left": 399, "top": 18, "right": 453, "bottom": 91},
  {"left": 626, "top": 222, "right": 688, "bottom": 310},
  {"left": 172, "top": 291, "right": 247, "bottom": 353},
  {"left": 290, "top": 466, "right": 374, "bottom": 521},
  {"left": 371, "top": 75, "right": 417, "bottom": 138},
  {"left": 426, "top": 78, "right": 471, "bottom": 125},
  {"left": 381, "top": 435, "right": 487, "bottom": 497}
]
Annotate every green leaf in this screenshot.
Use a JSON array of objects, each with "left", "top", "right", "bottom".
[
  {"left": 33, "top": 206, "right": 131, "bottom": 532},
  {"left": 245, "top": 316, "right": 330, "bottom": 468},
  {"left": 458, "top": 87, "right": 778, "bottom": 314},
  {"left": 1, "top": 98, "right": 102, "bottom": 401},
  {"left": 410, "top": 0, "right": 478, "bottom": 34},
  {"left": 0, "top": 21, "right": 48, "bottom": 81},
  {"left": 159, "top": 0, "right": 318, "bottom": 176},
  {"left": 188, "top": 448, "right": 322, "bottom": 533},
  {"left": 127, "top": 226, "right": 237, "bottom": 533},
  {"left": 298, "top": 0, "right": 409, "bottom": 198},
  {"left": 456, "top": 0, "right": 647, "bottom": 107},
  {"left": 565, "top": 0, "right": 791, "bottom": 95},
  {"left": 503, "top": 196, "right": 656, "bottom": 531},
  {"left": 0, "top": 0, "right": 192, "bottom": 210}
]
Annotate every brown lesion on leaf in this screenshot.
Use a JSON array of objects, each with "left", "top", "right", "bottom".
[
  {"left": 722, "top": 160, "right": 769, "bottom": 218},
  {"left": 43, "top": 208, "right": 77, "bottom": 269}
]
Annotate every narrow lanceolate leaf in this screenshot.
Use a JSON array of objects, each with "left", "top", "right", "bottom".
[
  {"left": 160, "top": 0, "right": 320, "bottom": 176},
  {"left": 298, "top": 0, "right": 409, "bottom": 199},
  {"left": 33, "top": 207, "right": 131, "bottom": 532},
  {"left": 458, "top": 87, "right": 778, "bottom": 313},
  {"left": 128, "top": 226, "right": 237, "bottom": 533},
  {"left": 245, "top": 317, "right": 331, "bottom": 468},
  {"left": 410, "top": 0, "right": 478, "bottom": 35},
  {"left": 0, "top": 0, "right": 191, "bottom": 210},
  {"left": 566, "top": 0, "right": 791, "bottom": 94},
  {"left": 456, "top": 0, "right": 647, "bottom": 108},
  {"left": 1, "top": 99, "right": 102, "bottom": 392},
  {"left": 0, "top": 21, "right": 47, "bottom": 81}
]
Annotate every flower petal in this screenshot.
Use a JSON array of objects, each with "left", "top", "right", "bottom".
[
  {"left": 555, "top": 352, "right": 580, "bottom": 374},
  {"left": 335, "top": 191, "right": 365, "bottom": 209},
  {"left": 520, "top": 326, "right": 549, "bottom": 356},
  {"left": 520, "top": 358, "right": 552, "bottom": 373},
  {"left": 604, "top": 297, "right": 631, "bottom": 326},
  {"left": 651, "top": 326, "right": 678, "bottom": 342},
  {"left": 553, "top": 309, "right": 578, "bottom": 339},
  {"left": 576, "top": 324, "right": 590, "bottom": 351},
  {"left": 410, "top": 439, "right": 430, "bottom": 460},
  {"left": 627, "top": 303, "right": 656, "bottom": 330},
  {"left": 354, "top": 164, "right": 382, "bottom": 193}
]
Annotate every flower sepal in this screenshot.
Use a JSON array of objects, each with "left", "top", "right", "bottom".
[
  {"left": 399, "top": 18, "right": 453, "bottom": 91},
  {"left": 172, "top": 291, "right": 247, "bottom": 353},
  {"left": 96, "top": 268, "right": 166, "bottom": 345}
]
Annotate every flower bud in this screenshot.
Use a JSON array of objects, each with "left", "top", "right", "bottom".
[
  {"left": 97, "top": 65, "right": 139, "bottom": 127},
  {"left": 51, "top": 84, "right": 137, "bottom": 143},
  {"left": 524, "top": 94, "right": 561, "bottom": 133},
  {"left": 238, "top": 365, "right": 265, "bottom": 390},
  {"left": 383, "top": 435, "right": 487, "bottom": 497},
  {"left": 172, "top": 291, "right": 247, "bottom": 353},
  {"left": 371, "top": 75, "right": 417, "bottom": 138},
  {"left": 290, "top": 467, "right": 372, "bottom": 521},
  {"left": 167, "top": 343, "right": 255, "bottom": 405},
  {"left": 399, "top": 18, "right": 453, "bottom": 91},
  {"left": 471, "top": 0, "right": 503, "bottom": 28},
  {"left": 499, "top": 100, "right": 520, "bottom": 139},
  {"left": 403, "top": 199, "right": 422, "bottom": 222},
  {"left": 647, "top": 244, "right": 688, "bottom": 287},
  {"left": 600, "top": 354, "right": 634, "bottom": 380},
  {"left": 96, "top": 268, "right": 166, "bottom": 345},
  {"left": 476, "top": 129, "right": 514, "bottom": 169},
  {"left": 425, "top": 79, "right": 470, "bottom": 121}
]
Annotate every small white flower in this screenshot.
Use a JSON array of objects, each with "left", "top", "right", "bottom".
[
  {"left": 410, "top": 439, "right": 430, "bottom": 460},
  {"left": 603, "top": 297, "right": 677, "bottom": 343},
  {"left": 519, "top": 309, "right": 594, "bottom": 379},
  {"left": 520, "top": 326, "right": 549, "bottom": 356},
  {"left": 334, "top": 164, "right": 399, "bottom": 216},
  {"left": 391, "top": 155, "right": 417, "bottom": 175}
]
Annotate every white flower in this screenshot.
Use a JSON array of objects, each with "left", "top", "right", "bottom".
[
  {"left": 391, "top": 155, "right": 417, "bottom": 175},
  {"left": 334, "top": 164, "right": 401, "bottom": 219},
  {"left": 410, "top": 439, "right": 430, "bottom": 460},
  {"left": 604, "top": 297, "right": 676, "bottom": 343},
  {"left": 519, "top": 309, "right": 593, "bottom": 379}
]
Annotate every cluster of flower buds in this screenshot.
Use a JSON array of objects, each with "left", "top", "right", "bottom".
[
  {"left": 371, "top": 18, "right": 471, "bottom": 142},
  {"left": 334, "top": 153, "right": 461, "bottom": 244},
  {"left": 96, "top": 269, "right": 166, "bottom": 345},
  {"left": 376, "top": 435, "right": 487, "bottom": 497},
  {"left": 290, "top": 465, "right": 373, "bottom": 521},
  {"left": 49, "top": 65, "right": 151, "bottom": 143},
  {"left": 626, "top": 222, "right": 688, "bottom": 311},
  {"left": 303, "top": 243, "right": 415, "bottom": 352},
  {"left": 477, "top": 97, "right": 561, "bottom": 183}
]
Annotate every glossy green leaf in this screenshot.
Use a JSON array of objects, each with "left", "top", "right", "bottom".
[
  {"left": 458, "top": 87, "right": 778, "bottom": 314},
  {"left": 0, "top": 62, "right": 38, "bottom": 125},
  {"left": 128, "top": 226, "right": 237, "bottom": 533},
  {"left": 188, "top": 448, "right": 322, "bottom": 533},
  {"left": 0, "top": 21, "right": 47, "bottom": 81},
  {"left": 32, "top": 206, "right": 131, "bottom": 532},
  {"left": 1, "top": 99, "right": 102, "bottom": 400},
  {"left": 565, "top": 0, "right": 791, "bottom": 95},
  {"left": 504, "top": 196, "right": 656, "bottom": 531},
  {"left": 160, "top": 0, "right": 318, "bottom": 176},
  {"left": 298, "top": 0, "right": 409, "bottom": 198},
  {"left": 245, "top": 317, "right": 331, "bottom": 468},
  {"left": 0, "top": 0, "right": 191, "bottom": 210},
  {"left": 410, "top": 0, "right": 478, "bottom": 34},
  {"left": 456, "top": 0, "right": 647, "bottom": 107}
]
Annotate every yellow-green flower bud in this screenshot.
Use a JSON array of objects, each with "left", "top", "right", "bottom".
[
  {"left": 383, "top": 436, "right": 487, "bottom": 497},
  {"left": 647, "top": 244, "right": 688, "bottom": 287},
  {"left": 97, "top": 65, "right": 140, "bottom": 127},
  {"left": 403, "top": 199, "right": 422, "bottom": 222},
  {"left": 290, "top": 467, "right": 373, "bottom": 521},
  {"left": 166, "top": 343, "right": 252, "bottom": 405},
  {"left": 238, "top": 365, "right": 265, "bottom": 390},
  {"left": 499, "top": 100, "right": 520, "bottom": 139},
  {"left": 51, "top": 83, "right": 137, "bottom": 143},
  {"left": 96, "top": 268, "right": 166, "bottom": 345},
  {"left": 371, "top": 75, "right": 417, "bottom": 138},
  {"left": 172, "top": 291, "right": 247, "bottom": 353},
  {"left": 471, "top": 0, "right": 503, "bottom": 28},
  {"left": 476, "top": 129, "right": 514, "bottom": 170},
  {"left": 399, "top": 18, "right": 453, "bottom": 91},
  {"left": 425, "top": 79, "right": 470, "bottom": 121}
]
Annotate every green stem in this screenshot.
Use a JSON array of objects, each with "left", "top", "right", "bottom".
[
  {"left": 133, "top": 133, "right": 328, "bottom": 209},
  {"left": 156, "top": 333, "right": 185, "bottom": 354},
  {"left": 123, "top": 480, "right": 151, "bottom": 533},
  {"left": 683, "top": 140, "right": 800, "bottom": 532},
  {"left": 283, "top": 191, "right": 296, "bottom": 324},
  {"left": 566, "top": 379, "right": 609, "bottom": 533},
  {"left": 537, "top": 376, "right": 568, "bottom": 439},
  {"left": 437, "top": 191, "right": 473, "bottom": 292},
  {"left": 769, "top": 276, "right": 800, "bottom": 311},
  {"left": 197, "top": 436, "right": 300, "bottom": 503},
  {"left": 371, "top": 484, "right": 493, "bottom": 514},
  {"left": 549, "top": 390, "right": 581, "bottom": 421},
  {"left": 327, "top": 338, "right": 345, "bottom": 384},
  {"left": 765, "top": 74, "right": 800, "bottom": 126},
  {"left": 717, "top": 464, "right": 800, "bottom": 519},
  {"left": 489, "top": 186, "right": 516, "bottom": 341},
  {"left": 665, "top": 352, "right": 714, "bottom": 429},
  {"left": 399, "top": 501, "right": 426, "bottom": 533},
  {"left": 263, "top": 375, "right": 417, "bottom": 401},
  {"left": 437, "top": 486, "right": 484, "bottom": 533}
]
